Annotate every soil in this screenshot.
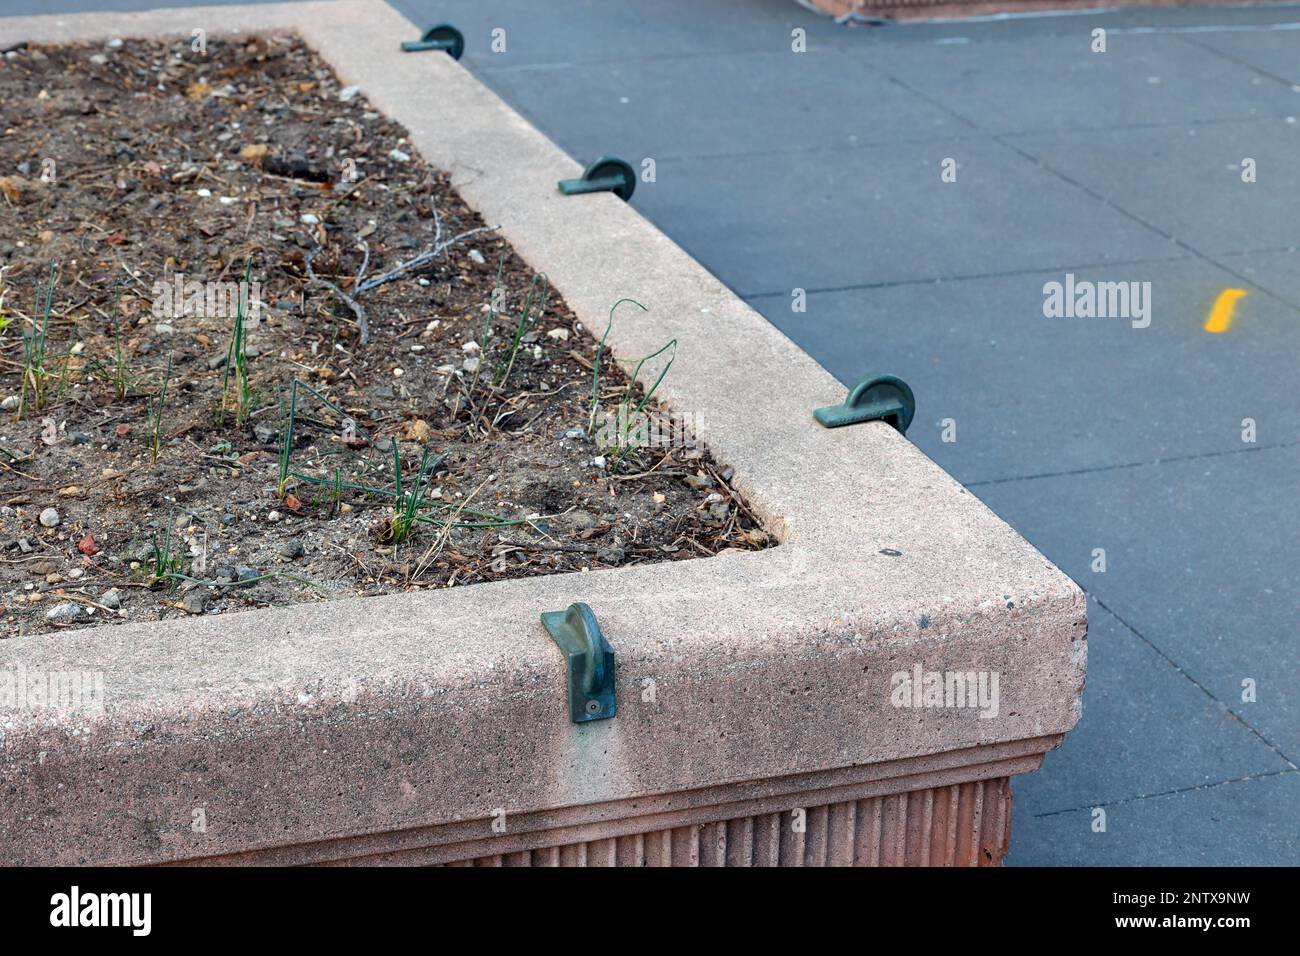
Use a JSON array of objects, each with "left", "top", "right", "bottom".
[{"left": 0, "top": 35, "right": 769, "bottom": 639}]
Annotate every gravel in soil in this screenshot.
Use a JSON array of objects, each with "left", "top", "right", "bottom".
[{"left": 0, "top": 35, "right": 771, "bottom": 638}]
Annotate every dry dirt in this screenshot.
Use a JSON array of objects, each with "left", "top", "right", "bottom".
[{"left": 0, "top": 34, "right": 769, "bottom": 638}]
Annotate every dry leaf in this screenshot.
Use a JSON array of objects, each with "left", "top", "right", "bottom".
[
  {"left": 0, "top": 176, "right": 25, "bottom": 203},
  {"left": 398, "top": 419, "right": 432, "bottom": 442}
]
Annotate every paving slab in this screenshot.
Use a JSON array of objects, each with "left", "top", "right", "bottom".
[
  {"left": 754, "top": 257, "right": 1300, "bottom": 484},
  {"left": 640, "top": 136, "right": 1175, "bottom": 295},
  {"left": 1182, "top": 23, "right": 1300, "bottom": 86},
  {"left": 841, "top": 31, "right": 1300, "bottom": 135},
  {"left": 1005, "top": 117, "right": 1300, "bottom": 258},
  {"left": 472, "top": 47, "right": 973, "bottom": 164},
  {"left": 1217, "top": 246, "right": 1300, "bottom": 307},
  {"left": 1013, "top": 601, "right": 1289, "bottom": 813},
  {"left": 974, "top": 442, "right": 1300, "bottom": 760},
  {"left": 400, "top": 0, "right": 794, "bottom": 69},
  {"left": 1009, "top": 769, "right": 1299, "bottom": 866}
]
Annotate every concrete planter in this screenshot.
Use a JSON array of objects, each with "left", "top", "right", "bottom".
[{"left": 0, "top": 2, "right": 1085, "bottom": 867}]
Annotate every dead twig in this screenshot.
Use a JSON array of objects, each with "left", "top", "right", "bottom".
[{"left": 304, "top": 183, "right": 497, "bottom": 345}]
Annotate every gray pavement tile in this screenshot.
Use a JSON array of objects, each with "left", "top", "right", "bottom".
[
  {"left": 753, "top": 257, "right": 1299, "bottom": 484},
  {"left": 974, "top": 442, "right": 1300, "bottom": 760},
  {"left": 1009, "top": 769, "right": 1298, "bottom": 865},
  {"left": 1005, "top": 117, "right": 1300, "bottom": 257},
  {"left": 839, "top": 31, "right": 1300, "bottom": 134},
  {"left": 1182, "top": 26, "right": 1300, "bottom": 87},
  {"left": 394, "top": 0, "right": 790, "bottom": 68},
  {"left": 1216, "top": 247, "right": 1300, "bottom": 308},
  {"left": 472, "top": 46, "right": 972, "bottom": 163},
  {"left": 642, "top": 136, "right": 1173, "bottom": 295},
  {"left": 1012, "top": 601, "right": 1290, "bottom": 815}
]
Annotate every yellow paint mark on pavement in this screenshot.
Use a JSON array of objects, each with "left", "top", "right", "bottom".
[{"left": 1204, "top": 288, "right": 1248, "bottom": 334}]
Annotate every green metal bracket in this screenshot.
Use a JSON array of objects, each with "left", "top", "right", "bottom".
[
  {"left": 400, "top": 23, "right": 465, "bottom": 59},
  {"left": 814, "top": 373, "right": 915, "bottom": 434},
  {"left": 540, "top": 602, "right": 617, "bottom": 723},
  {"left": 557, "top": 156, "right": 636, "bottom": 202}
]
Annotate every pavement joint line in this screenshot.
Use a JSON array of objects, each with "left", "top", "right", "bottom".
[
  {"left": 990, "top": 134, "right": 1300, "bottom": 317},
  {"left": 1192, "top": 250, "right": 1300, "bottom": 318},
  {"left": 1087, "top": 595, "right": 1299, "bottom": 771},
  {"left": 1115, "top": 18, "right": 1300, "bottom": 37},
  {"left": 740, "top": 252, "right": 1196, "bottom": 300},
  {"left": 592, "top": 107, "right": 1300, "bottom": 165},
  {"left": 827, "top": 10, "right": 1300, "bottom": 44},
  {"left": 1175, "top": 30, "right": 1300, "bottom": 91},
  {"left": 1029, "top": 767, "right": 1299, "bottom": 818},
  {"left": 992, "top": 111, "right": 1300, "bottom": 141},
  {"left": 963, "top": 438, "right": 1300, "bottom": 488},
  {"left": 743, "top": 242, "right": 1300, "bottom": 300}
]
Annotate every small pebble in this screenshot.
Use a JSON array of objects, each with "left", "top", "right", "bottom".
[
  {"left": 46, "top": 602, "right": 91, "bottom": 626},
  {"left": 1, "top": 395, "right": 20, "bottom": 411},
  {"left": 388, "top": 148, "right": 410, "bottom": 163},
  {"left": 39, "top": 507, "right": 60, "bottom": 528},
  {"left": 100, "top": 588, "right": 123, "bottom": 610},
  {"left": 267, "top": 511, "right": 283, "bottom": 523},
  {"left": 181, "top": 589, "right": 209, "bottom": 615},
  {"left": 281, "top": 539, "right": 305, "bottom": 560}
]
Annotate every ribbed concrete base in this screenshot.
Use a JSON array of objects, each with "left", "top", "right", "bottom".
[{"left": 445, "top": 777, "right": 1010, "bottom": 867}]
